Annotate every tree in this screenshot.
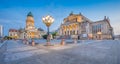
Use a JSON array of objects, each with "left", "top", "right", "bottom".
[
  {"left": 52, "top": 32, "right": 57, "bottom": 39},
  {"left": 42, "top": 34, "right": 47, "bottom": 39},
  {"left": 4, "top": 36, "right": 12, "bottom": 40}
]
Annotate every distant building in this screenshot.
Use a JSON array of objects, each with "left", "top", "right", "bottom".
[
  {"left": 8, "top": 12, "right": 46, "bottom": 39},
  {"left": 25, "top": 12, "right": 40, "bottom": 39},
  {"left": 91, "top": 17, "right": 114, "bottom": 40},
  {"left": 18, "top": 28, "right": 26, "bottom": 39},
  {"left": 38, "top": 28, "right": 46, "bottom": 38},
  {"left": 9, "top": 29, "right": 19, "bottom": 39},
  {"left": 0, "top": 25, "right": 3, "bottom": 37},
  {"left": 58, "top": 12, "right": 114, "bottom": 40}
]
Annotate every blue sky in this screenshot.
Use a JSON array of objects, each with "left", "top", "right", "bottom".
[{"left": 0, "top": 0, "right": 120, "bottom": 36}]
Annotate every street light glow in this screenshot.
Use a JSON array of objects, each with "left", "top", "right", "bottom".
[
  {"left": 42, "top": 15, "right": 54, "bottom": 27},
  {"left": 42, "top": 15, "right": 54, "bottom": 45}
]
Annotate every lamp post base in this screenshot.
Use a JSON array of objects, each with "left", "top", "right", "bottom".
[
  {"left": 60, "top": 39, "right": 65, "bottom": 45},
  {"left": 44, "top": 42, "right": 54, "bottom": 46},
  {"left": 44, "top": 34, "right": 53, "bottom": 46},
  {"left": 46, "top": 42, "right": 50, "bottom": 45}
]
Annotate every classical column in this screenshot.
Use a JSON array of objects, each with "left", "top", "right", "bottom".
[
  {"left": 75, "top": 24, "right": 77, "bottom": 35},
  {"left": 68, "top": 25, "right": 70, "bottom": 35},
  {"left": 62, "top": 26, "right": 64, "bottom": 35},
  {"left": 67, "top": 26, "right": 69, "bottom": 35},
  {"left": 71, "top": 24, "right": 73, "bottom": 35},
  {"left": 65, "top": 26, "right": 67, "bottom": 35},
  {"left": 70, "top": 25, "right": 71, "bottom": 35},
  {"left": 61, "top": 27, "right": 63, "bottom": 35}
]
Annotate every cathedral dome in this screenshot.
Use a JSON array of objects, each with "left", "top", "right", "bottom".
[
  {"left": 26, "top": 12, "right": 34, "bottom": 22},
  {"left": 27, "top": 12, "right": 33, "bottom": 17}
]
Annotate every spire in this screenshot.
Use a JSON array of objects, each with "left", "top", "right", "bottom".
[
  {"left": 106, "top": 17, "right": 110, "bottom": 22},
  {"left": 79, "top": 12, "right": 82, "bottom": 15},
  {"left": 107, "top": 17, "right": 110, "bottom": 20},
  {"left": 104, "top": 16, "right": 107, "bottom": 20},
  {"left": 70, "top": 11, "right": 73, "bottom": 15},
  {"left": 27, "top": 12, "right": 33, "bottom": 17}
]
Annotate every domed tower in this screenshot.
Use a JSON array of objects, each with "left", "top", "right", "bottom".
[{"left": 26, "top": 12, "right": 35, "bottom": 30}]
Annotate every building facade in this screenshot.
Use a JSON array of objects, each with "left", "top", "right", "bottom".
[
  {"left": 8, "top": 12, "right": 46, "bottom": 39},
  {"left": 25, "top": 12, "right": 40, "bottom": 39},
  {"left": 38, "top": 28, "right": 46, "bottom": 38},
  {"left": 58, "top": 12, "right": 114, "bottom": 40},
  {"left": 91, "top": 17, "right": 114, "bottom": 40},
  {"left": 9, "top": 29, "right": 19, "bottom": 39}
]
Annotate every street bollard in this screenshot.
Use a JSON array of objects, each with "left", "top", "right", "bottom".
[
  {"left": 46, "top": 42, "right": 50, "bottom": 46},
  {"left": 26, "top": 40, "right": 29, "bottom": 45},
  {"left": 32, "top": 39, "right": 35, "bottom": 46},
  {"left": 74, "top": 38, "right": 77, "bottom": 44},
  {"left": 60, "top": 39, "right": 65, "bottom": 45}
]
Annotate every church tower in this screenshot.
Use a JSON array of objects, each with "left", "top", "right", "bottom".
[
  {"left": 25, "top": 12, "right": 37, "bottom": 39},
  {"left": 26, "top": 12, "right": 35, "bottom": 30}
]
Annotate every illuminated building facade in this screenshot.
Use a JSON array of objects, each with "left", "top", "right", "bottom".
[
  {"left": 58, "top": 12, "right": 113, "bottom": 40},
  {"left": 25, "top": 12, "right": 40, "bottom": 39},
  {"left": 9, "top": 12, "right": 46, "bottom": 39}
]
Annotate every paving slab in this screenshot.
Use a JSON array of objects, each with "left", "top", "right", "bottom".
[{"left": 1, "top": 40, "right": 120, "bottom": 64}]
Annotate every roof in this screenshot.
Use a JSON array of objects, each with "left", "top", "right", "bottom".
[
  {"left": 19, "top": 28, "right": 25, "bottom": 32},
  {"left": 92, "top": 17, "right": 112, "bottom": 28},
  {"left": 64, "top": 12, "right": 91, "bottom": 23},
  {"left": 9, "top": 29, "right": 18, "bottom": 32},
  {"left": 27, "top": 12, "right": 33, "bottom": 17},
  {"left": 38, "top": 28, "right": 44, "bottom": 31}
]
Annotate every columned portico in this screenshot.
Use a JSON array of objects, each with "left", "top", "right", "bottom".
[
  {"left": 61, "top": 23, "right": 79, "bottom": 39},
  {"left": 58, "top": 12, "right": 113, "bottom": 40}
]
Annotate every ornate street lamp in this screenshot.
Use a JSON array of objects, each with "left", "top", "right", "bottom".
[{"left": 42, "top": 15, "right": 54, "bottom": 45}]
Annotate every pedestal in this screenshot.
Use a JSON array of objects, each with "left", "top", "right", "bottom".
[{"left": 45, "top": 35, "right": 53, "bottom": 46}]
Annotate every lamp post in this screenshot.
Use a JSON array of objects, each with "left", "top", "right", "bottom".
[{"left": 42, "top": 15, "right": 54, "bottom": 45}]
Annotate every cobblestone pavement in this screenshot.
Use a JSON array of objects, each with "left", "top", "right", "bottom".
[{"left": 0, "top": 40, "right": 120, "bottom": 64}]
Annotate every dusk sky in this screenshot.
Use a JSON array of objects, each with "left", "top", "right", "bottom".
[{"left": 0, "top": 0, "right": 120, "bottom": 36}]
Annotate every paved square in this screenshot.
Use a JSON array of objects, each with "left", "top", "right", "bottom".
[{"left": 0, "top": 40, "right": 120, "bottom": 64}]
